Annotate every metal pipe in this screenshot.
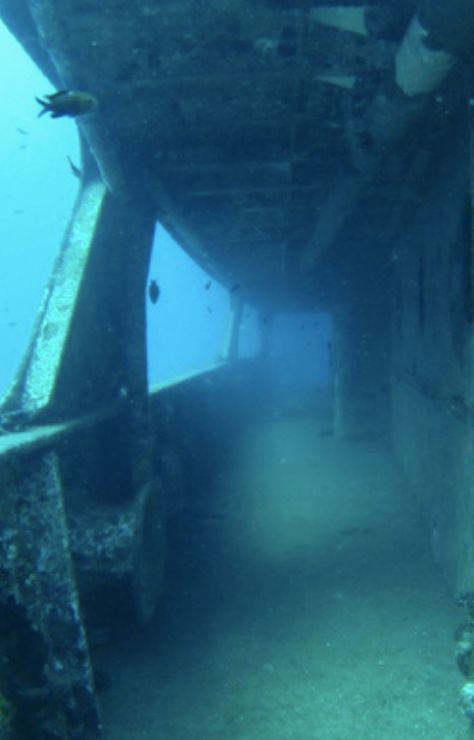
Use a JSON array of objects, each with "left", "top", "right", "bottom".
[
  {"left": 368, "top": 0, "right": 474, "bottom": 147},
  {"left": 300, "top": 0, "right": 474, "bottom": 272}
]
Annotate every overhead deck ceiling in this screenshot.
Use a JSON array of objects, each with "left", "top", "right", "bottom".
[{"left": 0, "top": 0, "right": 467, "bottom": 311}]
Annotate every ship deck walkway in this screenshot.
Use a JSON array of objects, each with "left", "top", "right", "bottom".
[{"left": 101, "top": 412, "right": 462, "bottom": 739}]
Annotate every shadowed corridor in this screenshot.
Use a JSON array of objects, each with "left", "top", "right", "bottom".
[{"left": 101, "top": 411, "right": 461, "bottom": 739}]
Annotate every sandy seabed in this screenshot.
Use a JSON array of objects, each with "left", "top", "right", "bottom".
[{"left": 100, "top": 414, "right": 465, "bottom": 739}]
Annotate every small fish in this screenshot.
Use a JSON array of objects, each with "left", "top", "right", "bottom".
[
  {"left": 230, "top": 283, "right": 240, "bottom": 293},
  {"left": 148, "top": 279, "right": 160, "bottom": 304},
  {"left": 16, "top": 127, "right": 28, "bottom": 135},
  {"left": 67, "top": 156, "right": 82, "bottom": 179},
  {"left": 36, "top": 89, "right": 98, "bottom": 119},
  {"left": 204, "top": 280, "right": 212, "bottom": 290},
  {"left": 207, "top": 306, "right": 213, "bottom": 313}
]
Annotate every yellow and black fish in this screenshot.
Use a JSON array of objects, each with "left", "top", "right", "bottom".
[{"left": 36, "top": 90, "right": 98, "bottom": 119}]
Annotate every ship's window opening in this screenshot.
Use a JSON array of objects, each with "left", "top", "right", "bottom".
[
  {"left": 0, "top": 21, "right": 80, "bottom": 399},
  {"left": 147, "top": 224, "right": 258, "bottom": 387}
]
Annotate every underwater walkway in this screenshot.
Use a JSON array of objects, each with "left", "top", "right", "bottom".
[{"left": 100, "top": 414, "right": 462, "bottom": 739}]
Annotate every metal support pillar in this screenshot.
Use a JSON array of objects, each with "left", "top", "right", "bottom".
[
  {"left": 221, "top": 296, "right": 243, "bottom": 362},
  {"left": 0, "top": 175, "right": 160, "bottom": 736},
  {"left": 259, "top": 313, "right": 274, "bottom": 361},
  {"left": 333, "top": 287, "right": 389, "bottom": 439},
  {"left": 0, "top": 452, "right": 100, "bottom": 739}
]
